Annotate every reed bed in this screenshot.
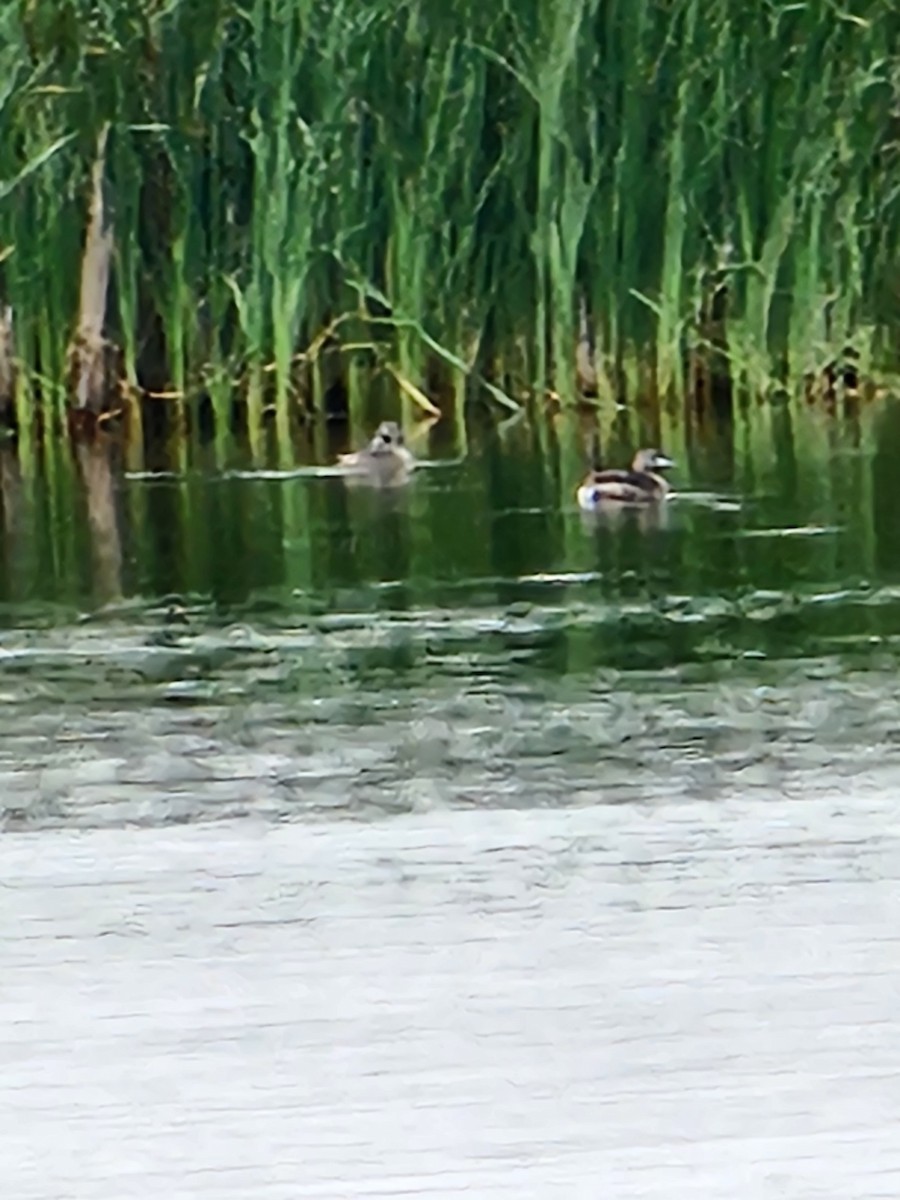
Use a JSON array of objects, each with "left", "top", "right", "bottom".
[{"left": 0, "top": 0, "right": 898, "bottom": 444}]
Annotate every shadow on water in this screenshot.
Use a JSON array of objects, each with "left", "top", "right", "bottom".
[{"left": 2, "top": 397, "right": 900, "bottom": 830}]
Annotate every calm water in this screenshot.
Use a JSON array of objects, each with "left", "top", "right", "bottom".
[
  {"left": 2, "top": 398, "right": 900, "bottom": 828},
  {"left": 5, "top": 398, "right": 900, "bottom": 1198}
]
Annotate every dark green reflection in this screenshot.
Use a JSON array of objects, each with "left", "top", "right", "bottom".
[{"left": 1, "top": 400, "right": 898, "bottom": 681}]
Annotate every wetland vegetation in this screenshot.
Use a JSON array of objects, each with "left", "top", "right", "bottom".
[
  {"left": 4, "top": 23, "right": 900, "bottom": 1193},
  {"left": 0, "top": 0, "right": 898, "bottom": 463},
  {"left": 1, "top": 2, "right": 900, "bottom": 749}
]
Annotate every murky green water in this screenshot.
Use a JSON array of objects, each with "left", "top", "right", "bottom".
[{"left": 2, "top": 398, "right": 900, "bottom": 829}]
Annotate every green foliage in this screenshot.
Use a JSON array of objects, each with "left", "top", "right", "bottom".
[{"left": 0, "top": 0, "right": 898, "bottom": 428}]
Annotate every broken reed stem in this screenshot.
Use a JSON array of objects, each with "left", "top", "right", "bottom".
[{"left": 68, "top": 124, "right": 113, "bottom": 415}]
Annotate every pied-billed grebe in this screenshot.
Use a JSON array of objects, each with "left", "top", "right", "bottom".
[
  {"left": 336, "top": 421, "right": 416, "bottom": 487},
  {"left": 576, "top": 447, "right": 675, "bottom": 509}
]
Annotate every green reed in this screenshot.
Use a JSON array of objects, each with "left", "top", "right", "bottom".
[{"left": 0, "top": 0, "right": 898, "bottom": 448}]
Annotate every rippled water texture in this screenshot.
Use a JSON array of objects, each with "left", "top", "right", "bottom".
[
  {"left": 5, "top": 399, "right": 900, "bottom": 1198},
  {"left": 2, "top": 400, "right": 900, "bottom": 828}
]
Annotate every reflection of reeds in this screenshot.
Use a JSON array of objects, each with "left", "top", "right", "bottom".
[
  {"left": 0, "top": 442, "right": 25, "bottom": 604},
  {"left": 0, "top": 0, "right": 896, "bottom": 452},
  {"left": 0, "top": 441, "right": 21, "bottom": 543},
  {"left": 75, "top": 439, "right": 122, "bottom": 604},
  {"left": 0, "top": 306, "right": 13, "bottom": 420},
  {"left": 0, "top": 379, "right": 893, "bottom": 613}
]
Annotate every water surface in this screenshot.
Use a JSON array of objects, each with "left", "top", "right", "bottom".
[
  {"left": 5, "top": 399, "right": 900, "bottom": 1197},
  {"left": 2, "top": 400, "right": 900, "bottom": 827}
]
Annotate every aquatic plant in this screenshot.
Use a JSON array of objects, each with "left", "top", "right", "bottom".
[{"left": 0, "top": 0, "right": 897, "bottom": 442}]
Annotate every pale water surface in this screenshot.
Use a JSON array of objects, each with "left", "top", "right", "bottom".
[{"left": 2, "top": 401, "right": 900, "bottom": 1196}]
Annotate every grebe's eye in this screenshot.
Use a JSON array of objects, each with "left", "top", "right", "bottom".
[{"left": 381, "top": 433, "right": 392, "bottom": 444}]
